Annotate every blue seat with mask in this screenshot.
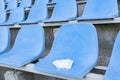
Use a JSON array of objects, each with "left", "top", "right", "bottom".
[
  {"left": 43, "top": 0, "right": 77, "bottom": 22},
  {"left": 34, "top": 23, "right": 98, "bottom": 79},
  {"left": 0, "top": 25, "right": 45, "bottom": 67},
  {"left": 77, "top": 0, "right": 119, "bottom": 20},
  {"left": 104, "top": 31, "right": 120, "bottom": 80}
]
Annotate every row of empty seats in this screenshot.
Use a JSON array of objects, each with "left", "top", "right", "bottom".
[
  {"left": 0, "top": 0, "right": 118, "bottom": 26},
  {"left": 0, "top": 23, "right": 119, "bottom": 80},
  {"left": 0, "top": 0, "right": 33, "bottom": 10},
  {"left": 1, "top": 0, "right": 65, "bottom": 11},
  {"left": 0, "top": 0, "right": 119, "bottom": 79}
]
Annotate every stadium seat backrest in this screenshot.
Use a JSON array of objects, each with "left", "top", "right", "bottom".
[
  {"left": 19, "top": 0, "right": 32, "bottom": 8},
  {"left": 6, "top": 7, "right": 24, "bottom": 24},
  {"left": 77, "top": 0, "right": 119, "bottom": 20},
  {"left": 23, "top": 4, "right": 48, "bottom": 23},
  {"left": 12, "top": 25, "right": 45, "bottom": 56},
  {"left": 43, "top": 0, "right": 77, "bottom": 22},
  {"left": 0, "top": 10, "right": 6, "bottom": 23},
  {"left": 52, "top": 0, "right": 77, "bottom": 20},
  {"left": 0, "top": 0, "right": 5, "bottom": 10},
  {"left": 0, "top": 26, "right": 10, "bottom": 53},
  {"left": 6, "top": 0, "right": 17, "bottom": 10},
  {"left": 104, "top": 31, "right": 120, "bottom": 80},
  {"left": 49, "top": 23, "right": 98, "bottom": 69}
]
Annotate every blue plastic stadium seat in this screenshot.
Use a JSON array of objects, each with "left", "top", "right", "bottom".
[
  {"left": 0, "top": 26, "right": 10, "bottom": 54},
  {"left": 77, "top": 0, "right": 119, "bottom": 20},
  {"left": 0, "top": 25, "right": 45, "bottom": 67},
  {"left": 104, "top": 31, "right": 120, "bottom": 80},
  {"left": 18, "top": 4, "right": 48, "bottom": 24},
  {"left": 34, "top": 23, "right": 98, "bottom": 79},
  {"left": 19, "top": 0, "right": 32, "bottom": 8},
  {"left": 0, "top": 7, "right": 25, "bottom": 25},
  {"left": 6, "top": 0, "right": 17, "bottom": 10},
  {"left": 43, "top": 0, "right": 77, "bottom": 22},
  {"left": 0, "top": 0, "right": 5, "bottom": 10}
]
